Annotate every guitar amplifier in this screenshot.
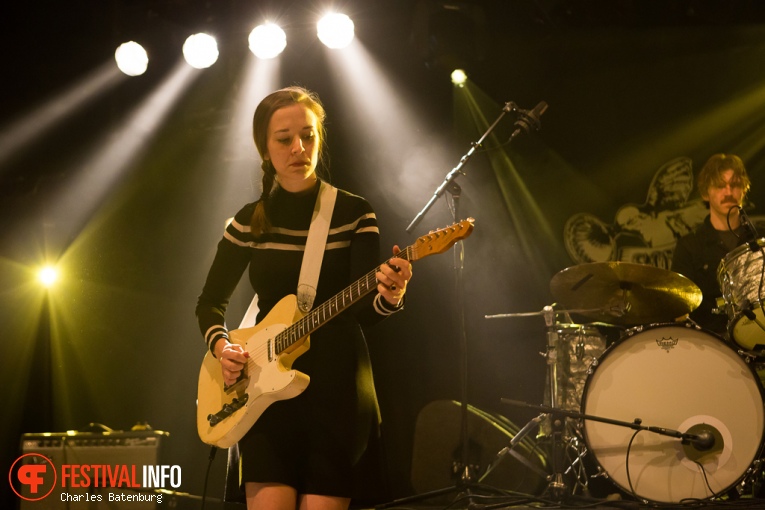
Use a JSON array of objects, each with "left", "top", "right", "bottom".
[{"left": 16, "top": 430, "right": 168, "bottom": 510}]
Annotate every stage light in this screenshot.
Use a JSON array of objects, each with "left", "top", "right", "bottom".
[
  {"left": 248, "top": 23, "right": 287, "bottom": 59},
  {"left": 451, "top": 69, "right": 467, "bottom": 86},
  {"left": 115, "top": 42, "right": 148, "bottom": 76},
  {"left": 317, "top": 13, "right": 354, "bottom": 49},
  {"left": 38, "top": 266, "right": 58, "bottom": 288},
  {"left": 183, "top": 33, "right": 219, "bottom": 69}
]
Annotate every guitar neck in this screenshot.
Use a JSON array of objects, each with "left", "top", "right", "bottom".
[
  {"left": 274, "top": 246, "right": 414, "bottom": 354},
  {"left": 272, "top": 218, "right": 474, "bottom": 355}
]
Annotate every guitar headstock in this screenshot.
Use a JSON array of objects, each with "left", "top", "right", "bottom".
[{"left": 410, "top": 218, "right": 475, "bottom": 260}]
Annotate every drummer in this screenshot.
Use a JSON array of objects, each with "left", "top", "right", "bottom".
[{"left": 670, "top": 153, "right": 751, "bottom": 338}]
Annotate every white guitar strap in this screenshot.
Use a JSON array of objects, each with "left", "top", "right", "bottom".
[
  {"left": 238, "top": 294, "right": 259, "bottom": 329},
  {"left": 298, "top": 181, "right": 337, "bottom": 313},
  {"left": 238, "top": 181, "right": 336, "bottom": 327}
]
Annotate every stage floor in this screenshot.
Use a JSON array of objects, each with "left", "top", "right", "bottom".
[{"left": 176, "top": 487, "right": 765, "bottom": 510}]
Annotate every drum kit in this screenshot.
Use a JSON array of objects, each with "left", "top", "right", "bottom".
[{"left": 488, "top": 258, "right": 765, "bottom": 504}]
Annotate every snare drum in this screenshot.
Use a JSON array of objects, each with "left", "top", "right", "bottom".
[
  {"left": 718, "top": 240, "right": 765, "bottom": 350},
  {"left": 541, "top": 324, "right": 607, "bottom": 437},
  {"left": 582, "top": 323, "right": 764, "bottom": 503},
  {"left": 550, "top": 324, "right": 607, "bottom": 411}
]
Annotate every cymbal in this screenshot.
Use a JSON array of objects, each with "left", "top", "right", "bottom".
[{"left": 550, "top": 262, "right": 702, "bottom": 325}]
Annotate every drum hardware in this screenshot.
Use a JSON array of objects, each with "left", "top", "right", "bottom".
[
  {"left": 478, "top": 413, "right": 547, "bottom": 484},
  {"left": 739, "top": 299, "right": 765, "bottom": 334},
  {"left": 484, "top": 304, "right": 610, "bottom": 499},
  {"left": 550, "top": 261, "right": 702, "bottom": 325},
  {"left": 485, "top": 306, "right": 608, "bottom": 320},
  {"left": 739, "top": 349, "right": 761, "bottom": 363},
  {"left": 560, "top": 434, "right": 590, "bottom": 491},
  {"left": 739, "top": 457, "right": 765, "bottom": 498}
]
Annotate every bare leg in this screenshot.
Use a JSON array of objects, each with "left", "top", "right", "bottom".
[
  {"left": 298, "top": 494, "right": 351, "bottom": 510},
  {"left": 246, "top": 482, "right": 297, "bottom": 510}
]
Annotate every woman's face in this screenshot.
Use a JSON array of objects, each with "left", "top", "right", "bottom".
[{"left": 264, "top": 103, "right": 320, "bottom": 192}]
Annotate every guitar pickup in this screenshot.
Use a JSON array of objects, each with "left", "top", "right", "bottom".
[{"left": 207, "top": 393, "right": 249, "bottom": 426}]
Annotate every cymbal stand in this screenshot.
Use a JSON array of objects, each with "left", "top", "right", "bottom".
[{"left": 542, "top": 305, "right": 568, "bottom": 498}]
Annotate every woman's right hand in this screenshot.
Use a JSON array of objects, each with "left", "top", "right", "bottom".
[{"left": 215, "top": 341, "right": 249, "bottom": 386}]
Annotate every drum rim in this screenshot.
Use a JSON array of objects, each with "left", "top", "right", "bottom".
[
  {"left": 580, "top": 321, "right": 765, "bottom": 503},
  {"left": 719, "top": 238, "right": 765, "bottom": 266}
]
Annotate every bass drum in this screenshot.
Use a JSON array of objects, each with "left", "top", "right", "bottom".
[{"left": 582, "top": 323, "right": 764, "bottom": 503}]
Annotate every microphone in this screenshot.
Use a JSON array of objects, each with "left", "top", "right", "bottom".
[
  {"left": 682, "top": 423, "right": 724, "bottom": 461},
  {"left": 738, "top": 206, "right": 761, "bottom": 252},
  {"left": 509, "top": 101, "right": 548, "bottom": 141},
  {"left": 686, "top": 430, "right": 716, "bottom": 451}
]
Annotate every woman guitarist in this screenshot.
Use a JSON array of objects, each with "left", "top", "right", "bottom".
[{"left": 195, "top": 86, "right": 412, "bottom": 510}]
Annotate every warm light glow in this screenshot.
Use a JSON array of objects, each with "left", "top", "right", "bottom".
[
  {"left": 47, "top": 61, "right": 197, "bottom": 251},
  {"left": 183, "top": 33, "right": 219, "bottom": 69},
  {"left": 115, "top": 41, "right": 148, "bottom": 76},
  {"left": 451, "top": 69, "right": 468, "bottom": 86},
  {"left": 249, "top": 23, "right": 287, "bottom": 59},
  {"left": 317, "top": 13, "right": 355, "bottom": 49},
  {"left": 38, "top": 266, "right": 58, "bottom": 288}
]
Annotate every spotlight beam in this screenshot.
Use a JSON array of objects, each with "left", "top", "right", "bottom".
[
  {"left": 0, "top": 63, "right": 122, "bottom": 170},
  {"left": 48, "top": 61, "right": 197, "bottom": 253},
  {"left": 323, "top": 42, "right": 459, "bottom": 228}
]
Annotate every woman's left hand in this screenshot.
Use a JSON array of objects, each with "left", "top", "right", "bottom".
[{"left": 376, "top": 245, "right": 412, "bottom": 306}]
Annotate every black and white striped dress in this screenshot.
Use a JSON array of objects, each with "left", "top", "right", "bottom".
[{"left": 196, "top": 180, "right": 401, "bottom": 496}]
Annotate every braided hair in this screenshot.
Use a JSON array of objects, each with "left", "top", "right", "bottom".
[{"left": 250, "top": 86, "right": 328, "bottom": 238}]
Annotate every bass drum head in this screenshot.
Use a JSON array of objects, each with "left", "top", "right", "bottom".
[{"left": 582, "top": 323, "right": 764, "bottom": 503}]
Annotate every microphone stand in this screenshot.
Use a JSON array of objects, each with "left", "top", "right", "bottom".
[
  {"left": 405, "top": 101, "right": 520, "bottom": 234},
  {"left": 500, "top": 399, "right": 708, "bottom": 443},
  {"left": 378, "top": 102, "right": 528, "bottom": 509}
]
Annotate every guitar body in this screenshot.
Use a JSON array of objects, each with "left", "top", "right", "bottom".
[{"left": 197, "top": 294, "right": 310, "bottom": 447}]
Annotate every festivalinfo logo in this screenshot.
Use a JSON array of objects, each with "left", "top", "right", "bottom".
[{"left": 9, "top": 452, "right": 181, "bottom": 504}]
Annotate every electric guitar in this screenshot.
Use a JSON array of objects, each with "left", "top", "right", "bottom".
[{"left": 197, "top": 218, "right": 475, "bottom": 447}]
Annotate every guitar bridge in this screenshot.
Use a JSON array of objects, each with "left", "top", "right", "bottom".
[{"left": 207, "top": 393, "right": 249, "bottom": 427}]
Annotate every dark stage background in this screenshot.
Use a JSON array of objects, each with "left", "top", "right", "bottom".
[{"left": 3, "top": 1, "right": 765, "bottom": 507}]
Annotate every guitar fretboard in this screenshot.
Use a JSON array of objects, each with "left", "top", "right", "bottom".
[{"left": 273, "top": 245, "right": 414, "bottom": 354}]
